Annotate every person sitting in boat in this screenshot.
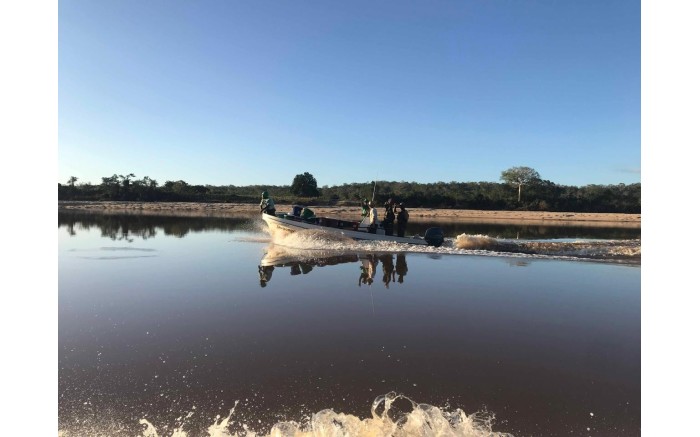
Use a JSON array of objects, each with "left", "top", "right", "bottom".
[
  {"left": 361, "top": 198, "right": 370, "bottom": 218},
  {"left": 395, "top": 203, "right": 409, "bottom": 237},
  {"left": 301, "top": 207, "right": 315, "bottom": 222},
  {"left": 382, "top": 199, "right": 396, "bottom": 237},
  {"left": 367, "top": 201, "right": 379, "bottom": 234},
  {"left": 260, "top": 191, "right": 276, "bottom": 216}
]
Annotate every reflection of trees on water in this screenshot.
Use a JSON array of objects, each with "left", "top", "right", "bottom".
[
  {"left": 64, "top": 221, "right": 76, "bottom": 236},
  {"left": 259, "top": 249, "right": 409, "bottom": 289},
  {"left": 58, "top": 211, "right": 256, "bottom": 240}
]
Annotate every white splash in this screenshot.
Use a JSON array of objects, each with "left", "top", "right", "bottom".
[
  {"left": 133, "top": 392, "right": 512, "bottom": 437},
  {"left": 59, "top": 393, "right": 513, "bottom": 437},
  {"left": 454, "top": 234, "right": 499, "bottom": 250}
]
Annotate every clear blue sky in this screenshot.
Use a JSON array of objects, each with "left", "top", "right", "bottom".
[{"left": 58, "top": 0, "right": 640, "bottom": 188}]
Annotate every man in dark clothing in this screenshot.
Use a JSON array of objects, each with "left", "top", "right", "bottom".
[
  {"left": 396, "top": 203, "right": 409, "bottom": 237},
  {"left": 383, "top": 199, "right": 395, "bottom": 236}
]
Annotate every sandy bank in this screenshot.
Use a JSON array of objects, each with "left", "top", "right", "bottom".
[{"left": 58, "top": 201, "right": 641, "bottom": 228}]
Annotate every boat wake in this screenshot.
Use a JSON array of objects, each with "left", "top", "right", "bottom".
[
  {"left": 269, "top": 228, "right": 358, "bottom": 249},
  {"left": 453, "top": 234, "right": 641, "bottom": 263},
  {"left": 261, "top": 227, "right": 640, "bottom": 264}
]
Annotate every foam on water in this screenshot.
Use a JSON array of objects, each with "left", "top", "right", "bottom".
[
  {"left": 262, "top": 226, "right": 640, "bottom": 264},
  {"left": 454, "top": 234, "right": 499, "bottom": 250},
  {"left": 270, "top": 228, "right": 357, "bottom": 249}
]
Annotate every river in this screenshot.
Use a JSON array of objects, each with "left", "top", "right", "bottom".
[{"left": 58, "top": 211, "right": 640, "bottom": 436}]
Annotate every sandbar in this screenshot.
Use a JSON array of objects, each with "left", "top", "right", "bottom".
[{"left": 58, "top": 201, "right": 641, "bottom": 228}]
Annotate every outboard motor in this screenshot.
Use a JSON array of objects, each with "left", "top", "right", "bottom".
[{"left": 424, "top": 227, "right": 444, "bottom": 247}]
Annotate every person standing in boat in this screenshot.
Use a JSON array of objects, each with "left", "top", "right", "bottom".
[
  {"left": 260, "top": 191, "right": 276, "bottom": 216},
  {"left": 367, "top": 201, "right": 379, "bottom": 233},
  {"left": 383, "top": 199, "right": 395, "bottom": 236},
  {"left": 395, "top": 203, "right": 409, "bottom": 237}
]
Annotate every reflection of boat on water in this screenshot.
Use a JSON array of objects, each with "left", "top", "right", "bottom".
[
  {"left": 258, "top": 245, "right": 408, "bottom": 288},
  {"left": 259, "top": 246, "right": 361, "bottom": 268},
  {"left": 258, "top": 246, "right": 361, "bottom": 287},
  {"left": 261, "top": 208, "right": 444, "bottom": 247}
]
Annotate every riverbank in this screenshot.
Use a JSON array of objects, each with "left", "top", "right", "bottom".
[{"left": 58, "top": 201, "right": 641, "bottom": 228}]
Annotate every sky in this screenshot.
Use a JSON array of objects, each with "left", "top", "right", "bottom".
[{"left": 57, "top": 0, "right": 641, "bottom": 188}]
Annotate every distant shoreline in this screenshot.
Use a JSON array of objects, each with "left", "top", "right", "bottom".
[{"left": 58, "top": 201, "right": 641, "bottom": 228}]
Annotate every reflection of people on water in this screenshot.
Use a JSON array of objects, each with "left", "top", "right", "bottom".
[
  {"left": 290, "top": 263, "right": 314, "bottom": 275},
  {"left": 379, "top": 254, "right": 395, "bottom": 288},
  {"left": 359, "top": 255, "right": 378, "bottom": 286},
  {"left": 258, "top": 265, "right": 275, "bottom": 287},
  {"left": 396, "top": 254, "right": 408, "bottom": 283}
]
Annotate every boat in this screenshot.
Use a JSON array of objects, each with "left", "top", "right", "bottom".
[{"left": 260, "top": 205, "right": 445, "bottom": 247}]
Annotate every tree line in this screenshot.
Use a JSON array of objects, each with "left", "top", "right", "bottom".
[{"left": 58, "top": 168, "right": 640, "bottom": 213}]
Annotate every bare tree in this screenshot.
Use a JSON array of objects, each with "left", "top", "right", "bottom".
[{"left": 500, "top": 166, "right": 541, "bottom": 203}]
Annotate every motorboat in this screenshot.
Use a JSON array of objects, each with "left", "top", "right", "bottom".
[{"left": 260, "top": 205, "right": 444, "bottom": 247}]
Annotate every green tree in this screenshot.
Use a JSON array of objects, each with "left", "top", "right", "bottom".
[
  {"left": 500, "top": 166, "right": 541, "bottom": 203},
  {"left": 116, "top": 173, "right": 136, "bottom": 200},
  {"left": 101, "top": 174, "right": 121, "bottom": 199},
  {"left": 132, "top": 176, "right": 159, "bottom": 200},
  {"left": 119, "top": 173, "right": 136, "bottom": 188},
  {"left": 67, "top": 176, "right": 78, "bottom": 187},
  {"left": 290, "top": 172, "right": 320, "bottom": 197},
  {"left": 164, "top": 180, "right": 189, "bottom": 193}
]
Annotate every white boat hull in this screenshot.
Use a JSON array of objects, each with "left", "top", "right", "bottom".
[{"left": 261, "top": 213, "right": 437, "bottom": 246}]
